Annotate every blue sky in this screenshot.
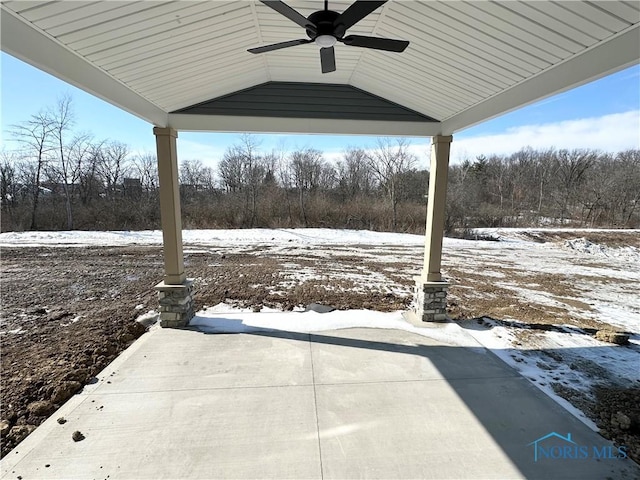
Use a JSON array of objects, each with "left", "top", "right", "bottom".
[{"left": 2, "top": 52, "right": 639, "bottom": 167}]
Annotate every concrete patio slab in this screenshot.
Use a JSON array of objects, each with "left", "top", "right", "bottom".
[
  {"left": 89, "top": 329, "right": 313, "bottom": 393},
  {"left": 3, "top": 386, "right": 320, "bottom": 479},
  {"left": 308, "top": 328, "right": 515, "bottom": 384},
  {"left": 2, "top": 325, "right": 639, "bottom": 480},
  {"left": 316, "top": 380, "right": 522, "bottom": 479}
]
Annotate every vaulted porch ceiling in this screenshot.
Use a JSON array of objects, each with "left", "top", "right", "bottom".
[{"left": 2, "top": 1, "right": 639, "bottom": 136}]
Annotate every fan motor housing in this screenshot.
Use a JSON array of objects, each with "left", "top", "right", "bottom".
[{"left": 306, "top": 10, "right": 341, "bottom": 39}]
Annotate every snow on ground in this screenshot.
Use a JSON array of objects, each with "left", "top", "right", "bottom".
[
  {"left": 4, "top": 227, "right": 640, "bottom": 429},
  {"left": 457, "top": 317, "right": 640, "bottom": 429},
  {"left": 564, "top": 237, "right": 640, "bottom": 260},
  {"left": 190, "top": 303, "right": 480, "bottom": 348},
  {"left": 444, "top": 230, "right": 640, "bottom": 333},
  {"left": 0, "top": 228, "right": 423, "bottom": 248}
]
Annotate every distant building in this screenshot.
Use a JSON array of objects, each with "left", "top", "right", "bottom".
[{"left": 123, "top": 178, "right": 142, "bottom": 197}]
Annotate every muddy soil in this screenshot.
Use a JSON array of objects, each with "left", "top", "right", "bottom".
[
  {"left": 1, "top": 243, "right": 638, "bottom": 464},
  {"left": 0, "top": 246, "right": 160, "bottom": 457},
  {"left": 0, "top": 245, "right": 411, "bottom": 457}
]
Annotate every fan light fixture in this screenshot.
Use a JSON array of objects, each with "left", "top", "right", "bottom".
[
  {"left": 248, "top": 1, "right": 410, "bottom": 74},
  {"left": 315, "top": 34, "right": 336, "bottom": 48}
]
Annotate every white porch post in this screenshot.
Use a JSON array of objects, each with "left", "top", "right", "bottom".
[
  {"left": 153, "top": 127, "right": 194, "bottom": 327},
  {"left": 414, "top": 134, "right": 452, "bottom": 322}
]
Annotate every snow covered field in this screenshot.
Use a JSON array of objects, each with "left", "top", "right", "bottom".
[
  {"left": 2, "top": 227, "right": 639, "bottom": 431},
  {"left": 0, "top": 228, "right": 422, "bottom": 248}
]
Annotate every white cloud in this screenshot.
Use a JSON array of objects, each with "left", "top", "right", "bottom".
[
  {"left": 451, "top": 110, "right": 640, "bottom": 164},
  {"left": 322, "top": 149, "right": 345, "bottom": 163}
]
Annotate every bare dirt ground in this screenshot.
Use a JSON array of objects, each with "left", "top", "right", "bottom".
[{"left": 1, "top": 233, "right": 639, "bottom": 463}]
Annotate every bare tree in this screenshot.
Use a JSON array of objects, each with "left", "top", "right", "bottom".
[
  {"left": 244, "top": 159, "right": 267, "bottom": 227},
  {"left": 260, "top": 151, "right": 281, "bottom": 190},
  {"left": 337, "top": 147, "right": 374, "bottom": 199},
  {"left": 0, "top": 150, "right": 18, "bottom": 212},
  {"left": 10, "top": 111, "right": 55, "bottom": 229},
  {"left": 219, "top": 135, "right": 266, "bottom": 226},
  {"left": 276, "top": 151, "right": 295, "bottom": 224},
  {"left": 446, "top": 158, "right": 478, "bottom": 231},
  {"left": 367, "top": 138, "right": 417, "bottom": 230},
  {"left": 96, "top": 141, "right": 130, "bottom": 197},
  {"left": 609, "top": 149, "right": 640, "bottom": 226},
  {"left": 132, "top": 153, "right": 159, "bottom": 191},
  {"left": 485, "top": 156, "right": 506, "bottom": 213},
  {"left": 180, "top": 159, "right": 214, "bottom": 191},
  {"left": 219, "top": 150, "right": 244, "bottom": 193},
  {"left": 289, "top": 148, "right": 327, "bottom": 226},
  {"left": 534, "top": 148, "right": 556, "bottom": 219},
  {"left": 551, "top": 149, "right": 596, "bottom": 223},
  {"left": 507, "top": 147, "right": 538, "bottom": 221},
  {"left": 46, "top": 95, "right": 80, "bottom": 229},
  {"left": 77, "top": 141, "right": 104, "bottom": 205}
]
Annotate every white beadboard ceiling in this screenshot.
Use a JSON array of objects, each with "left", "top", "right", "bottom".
[{"left": 1, "top": 0, "right": 639, "bottom": 136}]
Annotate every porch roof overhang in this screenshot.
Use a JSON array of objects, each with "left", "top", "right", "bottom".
[{"left": 2, "top": 1, "right": 639, "bottom": 137}]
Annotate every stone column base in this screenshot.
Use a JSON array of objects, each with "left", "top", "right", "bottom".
[
  {"left": 413, "top": 279, "right": 449, "bottom": 322},
  {"left": 155, "top": 279, "right": 195, "bottom": 328}
]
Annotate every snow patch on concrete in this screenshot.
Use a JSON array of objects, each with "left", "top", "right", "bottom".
[{"left": 190, "top": 303, "right": 481, "bottom": 348}]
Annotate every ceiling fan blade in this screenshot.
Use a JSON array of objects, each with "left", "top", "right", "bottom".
[
  {"left": 320, "top": 47, "right": 336, "bottom": 73},
  {"left": 341, "top": 35, "right": 409, "bottom": 52},
  {"left": 260, "top": 1, "right": 317, "bottom": 33},
  {"left": 334, "top": 1, "right": 386, "bottom": 31},
  {"left": 248, "top": 38, "right": 312, "bottom": 54}
]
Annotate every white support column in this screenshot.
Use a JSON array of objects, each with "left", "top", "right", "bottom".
[
  {"left": 153, "top": 127, "right": 194, "bottom": 328},
  {"left": 414, "top": 134, "right": 452, "bottom": 322},
  {"left": 154, "top": 127, "right": 185, "bottom": 284},
  {"left": 423, "top": 135, "right": 452, "bottom": 282}
]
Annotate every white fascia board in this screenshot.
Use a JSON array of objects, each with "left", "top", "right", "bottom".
[
  {"left": 168, "top": 113, "right": 441, "bottom": 137},
  {"left": 442, "top": 24, "right": 640, "bottom": 135},
  {"left": 1, "top": 8, "right": 168, "bottom": 127}
]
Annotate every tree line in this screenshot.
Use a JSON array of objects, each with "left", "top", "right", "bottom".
[
  {"left": 2, "top": 98, "right": 638, "bottom": 233},
  {"left": 447, "top": 147, "right": 640, "bottom": 231}
]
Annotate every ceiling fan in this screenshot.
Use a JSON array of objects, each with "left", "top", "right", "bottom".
[{"left": 248, "top": 0, "right": 409, "bottom": 74}]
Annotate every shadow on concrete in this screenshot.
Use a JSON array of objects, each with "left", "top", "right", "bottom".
[{"left": 199, "top": 324, "right": 639, "bottom": 479}]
